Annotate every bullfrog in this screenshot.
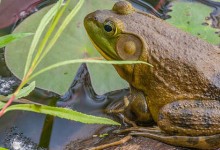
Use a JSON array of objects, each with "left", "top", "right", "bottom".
[{"left": 84, "top": 1, "right": 220, "bottom": 149}]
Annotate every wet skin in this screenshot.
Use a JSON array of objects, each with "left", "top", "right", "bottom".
[{"left": 84, "top": 1, "right": 220, "bottom": 149}]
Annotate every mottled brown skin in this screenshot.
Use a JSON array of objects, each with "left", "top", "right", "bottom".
[{"left": 84, "top": 1, "right": 220, "bottom": 149}]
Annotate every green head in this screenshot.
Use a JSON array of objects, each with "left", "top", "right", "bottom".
[{"left": 84, "top": 1, "right": 144, "bottom": 61}]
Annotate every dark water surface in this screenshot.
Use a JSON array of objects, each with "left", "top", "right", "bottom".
[{"left": 0, "top": 0, "right": 219, "bottom": 149}]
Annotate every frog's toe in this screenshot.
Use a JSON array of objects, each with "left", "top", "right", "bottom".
[{"left": 114, "top": 126, "right": 161, "bottom": 134}]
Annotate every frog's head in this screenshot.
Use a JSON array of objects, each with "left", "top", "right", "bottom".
[{"left": 84, "top": 1, "right": 147, "bottom": 61}]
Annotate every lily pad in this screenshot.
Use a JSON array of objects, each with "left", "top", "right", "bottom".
[
  {"left": 5, "top": 0, "right": 128, "bottom": 95},
  {"left": 166, "top": 0, "right": 220, "bottom": 45}
]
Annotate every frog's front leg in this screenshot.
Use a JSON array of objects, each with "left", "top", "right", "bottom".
[
  {"left": 130, "top": 100, "right": 220, "bottom": 149},
  {"left": 126, "top": 87, "right": 153, "bottom": 124},
  {"left": 105, "top": 86, "right": 153, "bottom": 125}
]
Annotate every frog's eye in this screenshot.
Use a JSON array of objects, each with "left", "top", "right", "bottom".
[
  {"left": 103, "top": 20, "right": 116, "bottom": 36},
  {"left": 104, "top": 24, "right": 113, "bottom": 32}
]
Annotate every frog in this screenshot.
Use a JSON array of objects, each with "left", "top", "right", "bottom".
[{"left": 84, "top": 1, "right": 220, "bottom": 149}]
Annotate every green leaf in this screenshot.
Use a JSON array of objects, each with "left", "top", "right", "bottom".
[
  {"left": 5, "top": 0, "right": 127, "bottom": 95},
  {"left": 0, "top": 33, "right": 33, "bottom": 48},
  {"left": 6, "top": 81, "right": 35, "bottom": 100},
  {"left": 5, "top": 104, "right": 120, "bottom": 125},
  {"left": 166, "top": 0, "right": 220, "bottom": 45},
  {"left": 87, "top": 63, "right": 127, "bottom": 95},
  {"left": 0, "top": 102, "right": 5, "bottom": 109},
  {"left": 0, "top": 147, "right": 8, "bottom": 150}
]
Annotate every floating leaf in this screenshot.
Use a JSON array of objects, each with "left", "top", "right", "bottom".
[
  {"left": 4, "top": 104, "right": 120, "bottom": 125},
  {"left": 167, "top": 0, "right": 220, "bottom": 45},
  {"left": 5, "top": 0, "right": 128, "bottom": 95}
]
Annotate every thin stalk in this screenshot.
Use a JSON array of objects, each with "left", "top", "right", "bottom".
[
  {"left": 0, "top": 66, "right": 35, "bottom": 116},
  {"left": 0, "top": 95, "right": 15, "bottom": 117},
  {"left": 0, "top": 65, "right": 35, "bottom": 116},
  {"left": 0, "top": 79, "right": 27, "bottom": 116}
]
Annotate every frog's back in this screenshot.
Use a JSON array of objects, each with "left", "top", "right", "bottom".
[
  {"left": 87, "top": 7, "right": 220, "bottom": 99},
  {"left": 117, "top": 11, "right": 220, "bottom": 99}
]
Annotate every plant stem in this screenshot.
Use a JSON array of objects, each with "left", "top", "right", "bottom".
[
  {"left": 0, "top": 95, "right": 15, "bottom": 117},
  {"left": 0, "top": 69, "right": 32, "bottom": 116}
]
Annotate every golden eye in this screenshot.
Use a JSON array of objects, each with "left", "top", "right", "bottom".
[{"left": 103, "top": 20, "right": 116, "bottom": 36}]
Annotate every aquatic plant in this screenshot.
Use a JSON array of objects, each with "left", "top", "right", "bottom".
[{"left": 0, "top": 0, "right": 119, "bottom": 125}]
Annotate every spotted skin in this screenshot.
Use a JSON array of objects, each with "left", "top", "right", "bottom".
[{"left": 158, "top": 100, "right": 220, "bottom": 136}]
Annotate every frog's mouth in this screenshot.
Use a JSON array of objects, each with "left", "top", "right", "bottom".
[
  {"left": 85, "top": 29, "right": 119, "bottom": 61},
  {"left": 87, "top": 35, "right": 117, "bottom": 61}
]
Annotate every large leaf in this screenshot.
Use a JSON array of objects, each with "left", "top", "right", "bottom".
[
  {"left": 166, "top": 0, "right": 220, "bottom": 45},
  {"left": 5, "top": 0, "right": 128, "bottom": 95}
]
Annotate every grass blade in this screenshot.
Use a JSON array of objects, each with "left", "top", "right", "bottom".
[
  {"left": 5, "top": 104, "right": 120, "bottom": 125},
  {"left": 29, "top": 59, "right": 152, "bottom": 80},
  {"left": 24, "top": 0, "right": 64, "bottom": 76},
  {"left": 0, "top": 33, "right": 33, "bottom": 48},
  {"left": 30, "top": 0, "right": 71, "bottom": 70},
  {"left": 6, "top": 81, "right": 35, "bottom": 100},
  {"left": 35, "top": 0, "right": 85, "bottom": 67}
]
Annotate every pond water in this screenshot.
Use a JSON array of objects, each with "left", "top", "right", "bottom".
[{"left": 0, "top": 0, "right": 219, "bottom": 150}]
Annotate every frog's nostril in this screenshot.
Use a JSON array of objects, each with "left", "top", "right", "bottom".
[
  {"left": 85, "top": 14, "right": 93, "bottom": 21},
  {"left": 85, "top": 10, "right": 102, "bottom": 21},
  {"left": 94, "top": 16, "right": 98, "bottom": 21},
  {"left": 85, "top": 12, "right": 98, "bottom": 22}
]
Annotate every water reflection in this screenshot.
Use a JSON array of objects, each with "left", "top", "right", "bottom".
[{"left": 0, "top": 64, "right": 128, "bottom": 150}]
